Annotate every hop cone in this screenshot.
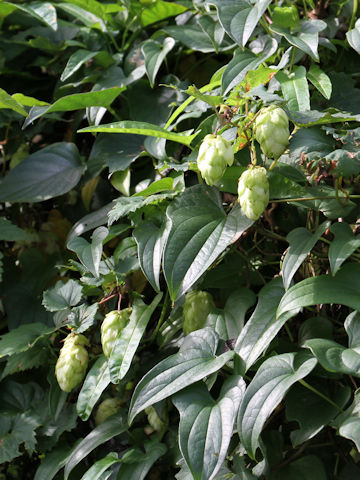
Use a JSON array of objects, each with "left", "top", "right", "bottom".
[
  {"left": 95, "top": 398, "right": 122, "bottom": 426},
  {"left": 197, "top": 134, "right": 234, "bottom": 186},
  {"left": 55, "top": 333, "right": 89, "bottom": 392},
  {"left": 254, "top": 106, "right": 289, "bottom": 160},
  {"left": 238, "top": 166, "right": 269, "bottom": 221},
  {"left": 182, "top": 290, "right": 215, "bottom": 335},
  {"left": 101, "top": 308, "right": 132, "bottom": 358}
]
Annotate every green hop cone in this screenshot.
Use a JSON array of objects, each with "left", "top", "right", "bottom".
[
  {"left": 238, "top": 166, "right": 269, "bottom": 221},
  {"left": 254, "top": 106, "right": 289, "bottom": 160},
  {"left": 55, "top": 333, "right": 89, "bottom": 392},
  {"left": 197, "top": 134, "right": 234, "bottom": 186},
  {"left": 101, "top": 308, "right": 132, "bottom": 358},
  {"left": 95, "top": 398, "right": 122, "bottom": 426},
  {"left": 182, "top": 290, "right": 216, "bottom": 335}
]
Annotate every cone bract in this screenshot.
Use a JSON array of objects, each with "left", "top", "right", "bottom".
[
  {"left": 95, "top": 398, "right": 122, "bottom": 426},
  {"left": 182, "top": 290, "right": 215, "bottom": 335},
  {"left": 238, "top": 166, "right": 269, "bottom": 221},
  {"left": 55, "top": 333, "right": 89, "bottom": 392},
  {"left": 197, "top": 134, "right": 234, "bottom": 186},
  {"left": 101, "top": 308, "right": 132, "bottom": 358},
  {"left": 254, "top": 106, "right": 289, "bottom": 160}
]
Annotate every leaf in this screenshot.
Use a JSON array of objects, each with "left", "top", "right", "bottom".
[
  {"left": 42, "top": 279, "right": 83, "bottom": 312},
  {"left": 0, "top": 143, "right": 84, "bottom": 203},
  {"left": 329, "top": 222, "right": 360, "bottom": 276},
  {"left": 276, "top": 264, "right": 360, "bottom": 322},
  {"left": 80, "top": 452, "right": 120, "bottom": 480},
  {"left": 142, "top": 37, "right": 175, "bottom": 87},
  {"left": 117, "top": 441, "right": 167, "bottom": 479},
  {"left": 64, "top": 413, "right": 128, "bottom": 480},
  {"left": 346, "top": 19, "right": 360, "bottom": 55},
  {"left": 67, "top": 226, "right": 109, "bottom": 277},
  {"left": 334, "top": 389, "right": 360, "bottom": 451},
  {"left": 128, "top": 328, "right": 234, "bottom": 424},
  {"left": 163, "top": 185, "right": 253, "bottom": 300},
  {"left": 222, "top": 39, "right": 278, "bottom": 95},
  {"left": 67, "top": 303, "right": 98, "bottom": 333},
  {"left": 287, "top": 108, "right": 360, "bottom": 127},
  {"left": 34, "top": 444, "right": 73, "bottom": 480},
  {"left": 270, "top": 24, "right": 320, "bottom": 61},
  {"left": 282, "top": 221, "right": 330, "bottom": 290},
  {"left": 186, "top": 85, "right": 223, "bottom": 108},
  {"left": 5, "top": 1, "right": 57, "bottom": 30},
  {"left": 276, "top": 66, "right": 310, "bottom": 112},
  {"left": 0, "top": 323, "right": 54, "bottom": 357},
  {"left": 164, "top": 24, "right": 224, "bottom": 53},
  {"left": 307, "top": 65, "right": 332, "bottom": 100},
  {"left": 208, "top": 0, "right": 272, "bottom": 47},
  {"left": 141, "top": 0, "right": 187, "bottom": 27},
  {"left": 0, "top": 218, "right": 32, "bottom": 242},
  {"left": 109, "top": 294, "right": 162, "bottom": 383},
  {"left": 23, "top": 88, "right": 123, "bottom": 127},
  {"left": 66, "top": 202, "right": 115, "bottom": 244},
  {"left": 173, "top": 376, "right": 245, "bottom": 480},
  {"left": 2, "top": 342, "right": 50, "bottom": 379},
  {"left": 0, "top": 412, "right": 41, "bottom": 463},
  {"left": 78, "top": 120, "right": 199, "bottom": 147},
  {"left": 268, "top": 455, "right": 327, "bottom": 480},
  {"left": 61, "top": 49, "right": 98, "bottom": 82},
  {"left": 0, "top": 88, "right": 28, "bottom": 116},
  {"left": 238, "top": 352, "right": 317, "bottom": 459},
  {"left": 133, "top": 178, "right": 174, "bottom": 197},
  {"left": 77, "top": 356, "right": 111, "bottom": 421},
  {"left": 12, "top": 93, "right": 49, "bottom": 107},
  {"left": 235, "top": 278, "right": 291, "bottom": 373}
]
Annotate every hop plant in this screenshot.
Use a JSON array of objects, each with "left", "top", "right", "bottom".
[
  {"left": 254, "top": 106, "right": 289, "bottom": 160},
  {"left": 182, "top": 290, "right": 216, "bottom": 335},
  {"left": 101, "top": 308, "right": 132, "bottom": 358},
  {"left": 197, "top": 134, "right": 234, "bottom": 186},
  {"left": 95, "top": 398, "right": 122, "bottom": 426},
  {"left": 238, "top": 166, "right": 269, "bottom": 221},
  {"left": 55, "top": 333, "right": 89, "bottom": 392}
]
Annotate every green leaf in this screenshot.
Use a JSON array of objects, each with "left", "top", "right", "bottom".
[
  {"left": 346, "top": 19, "right": 360, "bottom": 55},
  {"left": 277, "top": 264, "right": 360, "bottom": 322},
  {"left": 12, "top": 93, "right": 49, "bottom": 107},
  {"left": 128, "top": 328, "right": 234, "bottom": 424},
  {"left": 0, "top": 143, "right": 84, "bottom": 203},
  {"left": 142, "top": 37, "right": 175, "bottom": 87},
  {"left": 117, "top": 441, "right": 167, "bottom": 480},
  {"left": 67, "top": 303, "right": 98, "bottom": 333},
  {"left": 34, "top": 444, "right": 73, "bottom": 480},
  {"left": 64, "top": 413, "right": 128, "bottom": 480},
  {"left": 307, "top": 65, "right": 332, "bottom": 100},
  {"left": 287, "top": 109, "right": 360, "bottom": 127},
  {"left": 0, "top": 218, "right": 32, "bottom": 242},
  {"left": 5, "top": 1, "right": 57, "bottom": 30},
  {"left": 61, "top": 49, "right": 98, "bottom": 82},
  {"left": 56, "top": 2, "right": 105, "bottom": 30},
  {"left": 0, "top": 412, "right": 40, "bottom": 463},
  {"left": 276, "top": 66, "right": 310, "bottom": 112},
  {"left": 329, "top": 222, "right": 360, "bottom": 276},
  {"left": 78, "top": 120, "right": 199, "bottom": 147},
  {"left": 238, "top": 352, "right": 317, "bottom": 459},
  {"left": 173, "top": 376, "right": 245, "bottom": 480},
  {"left": 109, "top": 294, "right": 162, "bottom": 383},
  {"left": 141, "top": 0, "right": 187, "bottom": 27},
  {"left": 42, "top": 279, "right": 83, "bottom": 312},
  {"left": 66, "top": 202, "right": 115, "bottom": 244},
  {"left": 186, "top": 85, "right": 223, "bottom": 108},
  {"left": 163, "top": 185, "right": 253, "bottom": 300},
  {"left": 268, "top": 455, "right": 327, "bottom": 480},
  {"left": 77, "top": 355, "right": 110, "bottom": 421},
  {"left": 282, "top": 221, "right": 330, "bottom": 290},
  {"left": 270, "top": 24, "right": 320, "bottom": 61},
  {"left": 163, "top": 24, "right": 224, "bottom": 53},
  {"left": 0, "top": 88, "right": 28, "bottom": 116},
  {"left": 235, "top": 278, "right": 290, "bottom": 373},
  {"left": 133, "top": 178, "right": 174, "bottom": 197},
  {"left": 24, "top": 88, "right": 123, "bottom": 127},
  {"left": 0, "top": 323, "right": 54, "bottom": 357},
  {"left": 208, "top": 0, "right": 272, "bottom": 47},
  {"left": 334, "top": 389, "right": 360, "bottom": 451},
  {"left": 2, "top": 342, "right": 50, "bottom": 379},
  {"left": 80, "top": 452, "right": 120, "bottom": 480},
  {"left": 67, "top": 226, "right": 108, "bottom": 277}
]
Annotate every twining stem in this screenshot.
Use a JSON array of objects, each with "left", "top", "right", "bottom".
[
  {"left": 299, "top": 379, "right": 344, "bottom": 413},
  {"left": 272, "top": 194, "right": 360, "bottom": 203}
]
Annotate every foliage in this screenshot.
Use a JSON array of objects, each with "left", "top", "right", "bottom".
[{"left": 1, "top": 1, "right": 360, "bottom": 479}]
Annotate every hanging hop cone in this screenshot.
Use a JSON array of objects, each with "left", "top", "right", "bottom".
[
  {"left": 95, "top": 398, "right": 122, "bottom": 426},
  {"left": 238, "top": 166, "right": 269, "bottom": 221},
  {"left": 55, "top": 333, "right": 89, "bottom": 392},
  {"left": 101, "top": 308, "right": 132, "bottom": 358},
  {"left": 254, "top": 105, "right": 290, "bottom": 160},
  {"left": 197, "top": 134, "right": 234, "bottom": 186},
  {"left": 182, "top": 290, "right": 216, "bottom": 335}
]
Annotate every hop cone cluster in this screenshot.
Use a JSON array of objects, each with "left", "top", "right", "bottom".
[
  {"left": 95, "top": 398, "right": 122, "bottom": 426},
  {"left": 101, "top": 308, "right": 132, "bottom": 358},
  {"left": 197, "top": 134, "right": 234, "bottom": 186},
  {"left": 55, "top": 333, "right": 89, "bottom": 392},
  {"left": 182, "top": 290, "right": 215, "bottom": 335},
  {"left": 238, "top": 166, "right": 269, "bottom": 221},
  {"left": 254, "top": 106, "right": 289, "bottom": 160}
]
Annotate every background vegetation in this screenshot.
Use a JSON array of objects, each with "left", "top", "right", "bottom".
[{"left": 1, "top": 0, "right": 360, "bottom": 478}]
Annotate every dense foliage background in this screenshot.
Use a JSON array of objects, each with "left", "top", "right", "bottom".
[{"left": 1, "top": 0, "right": 360, "bottom": 478}]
